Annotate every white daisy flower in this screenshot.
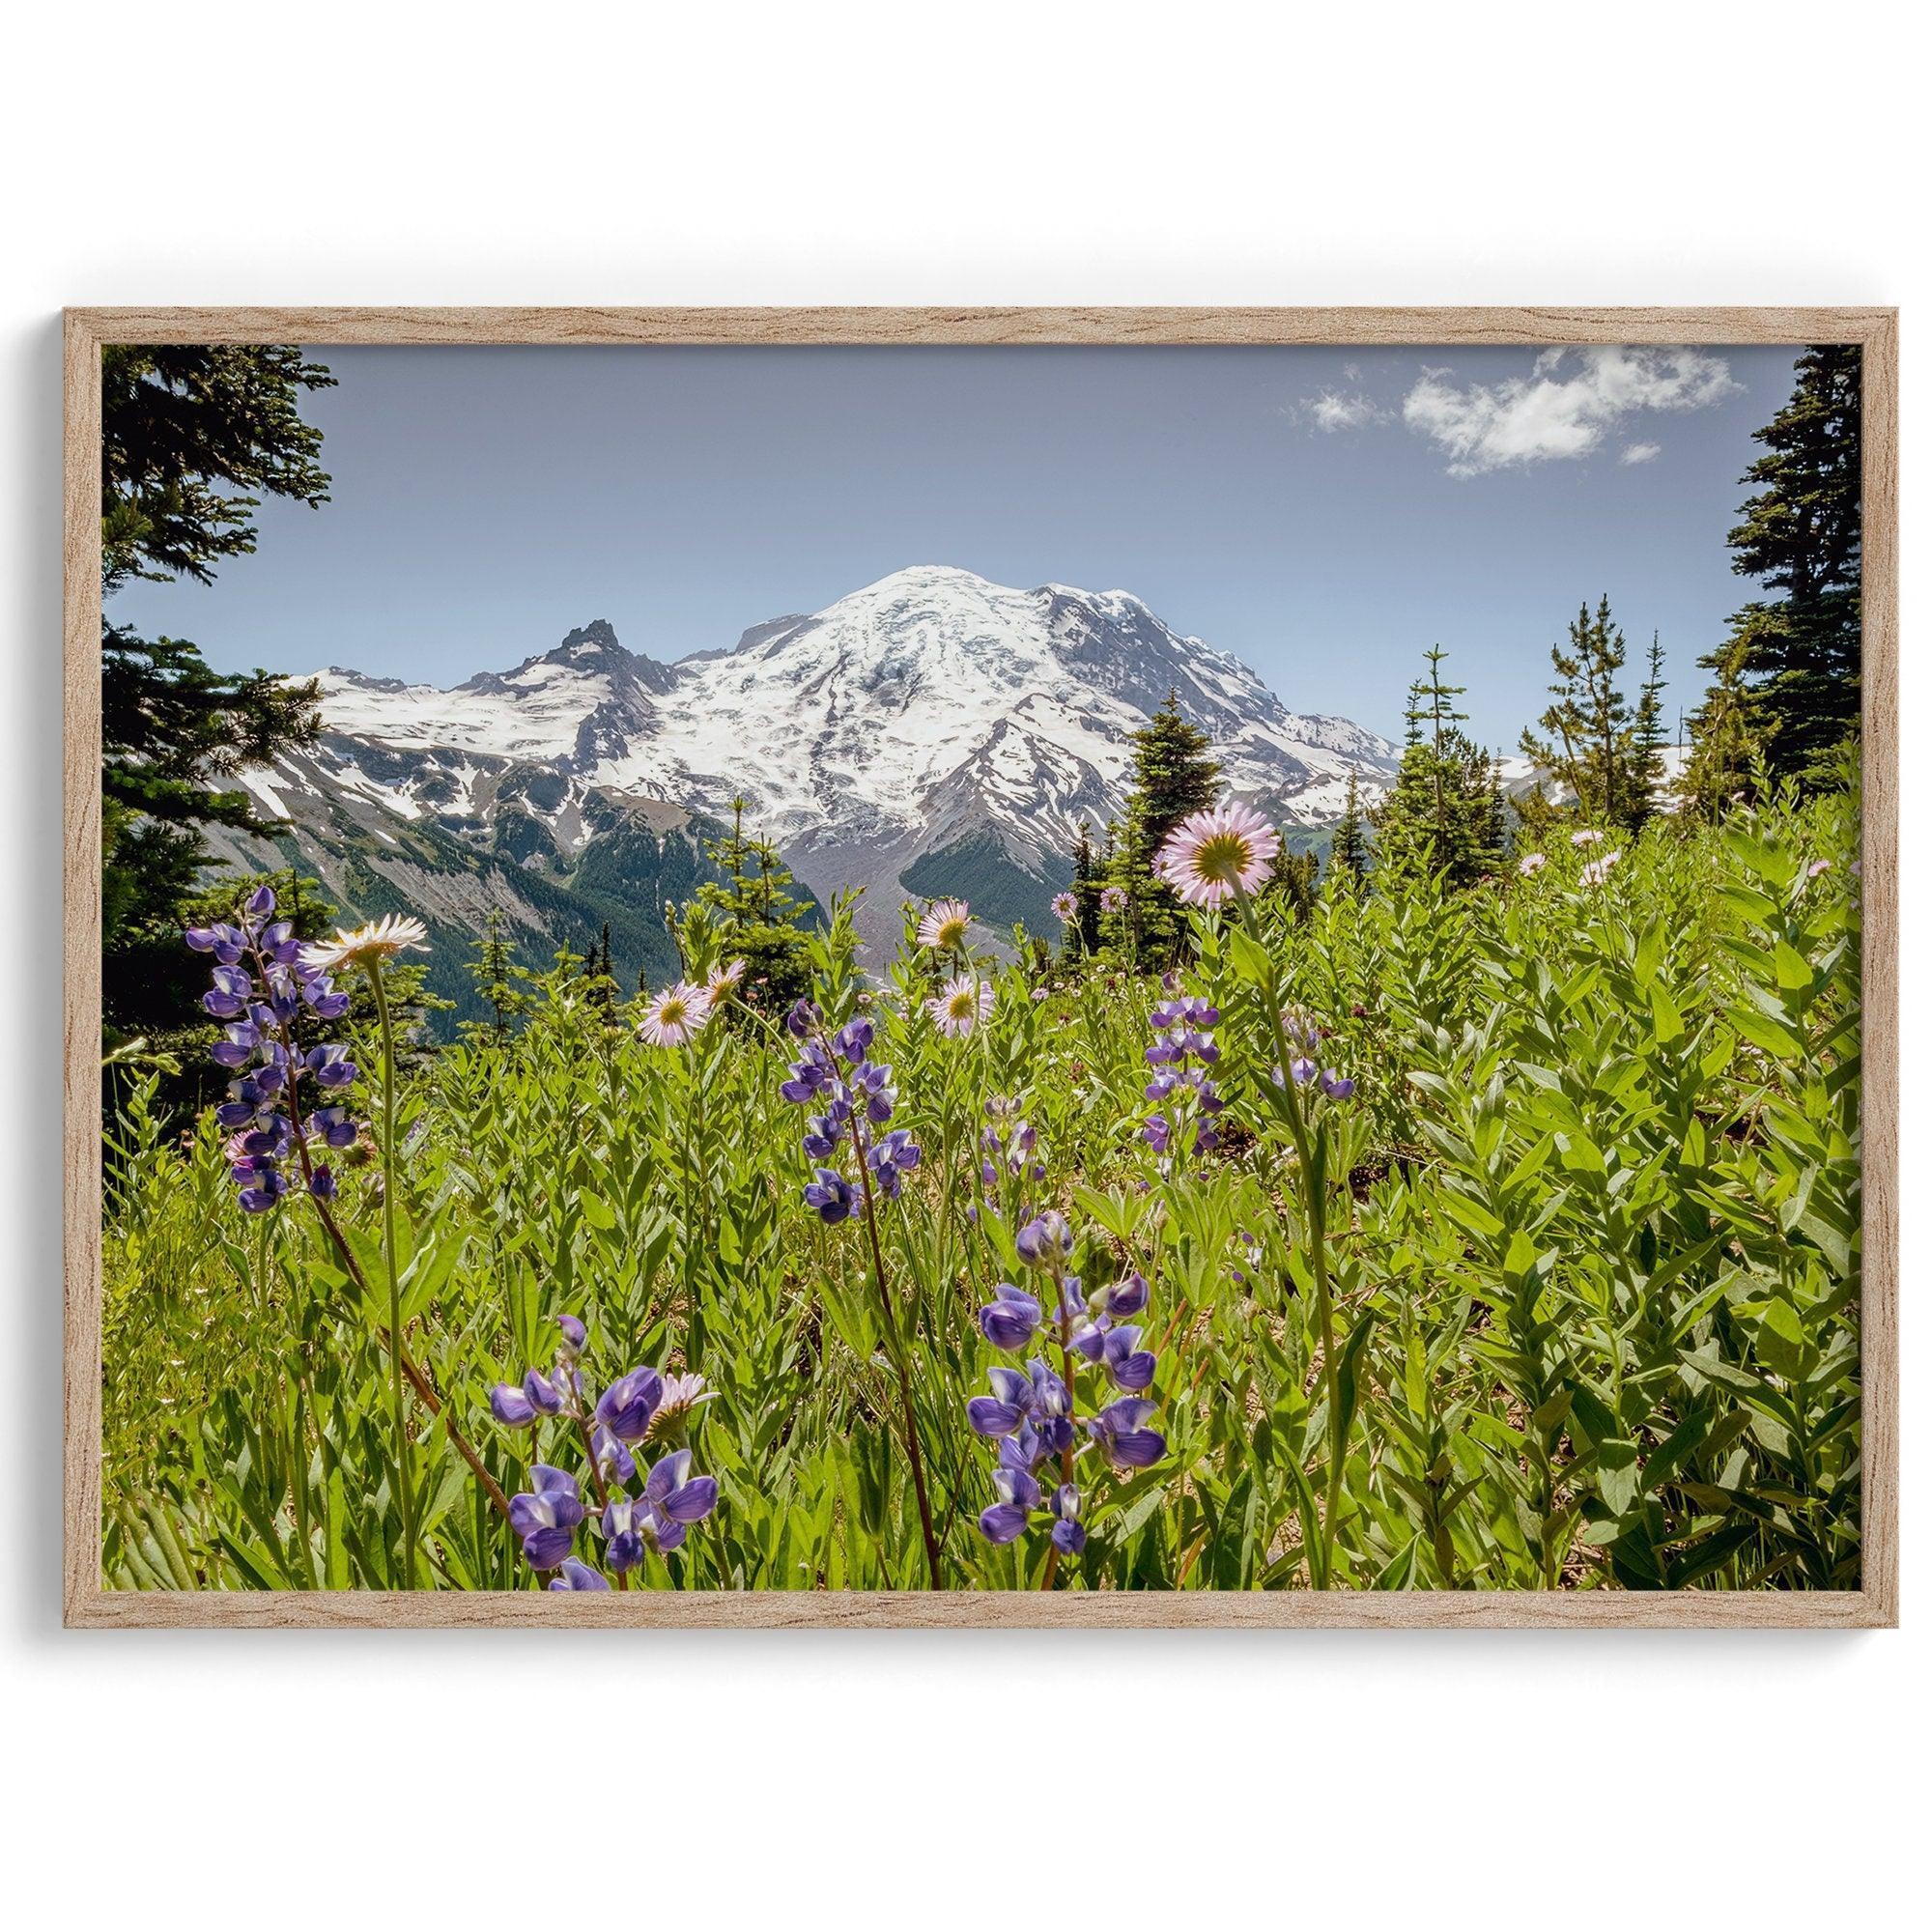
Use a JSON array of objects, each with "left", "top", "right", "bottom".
[{"left": 298, "top": 914, "right": 430, "bottom": 975}]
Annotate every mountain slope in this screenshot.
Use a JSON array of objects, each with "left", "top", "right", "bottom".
[{"left": 223, "top": 566, "right": 1399, "bottom": 966}]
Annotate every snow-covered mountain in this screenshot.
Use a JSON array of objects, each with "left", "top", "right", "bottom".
[{"left": 222, "top": 566, "right": 1400, "bottom": 972}]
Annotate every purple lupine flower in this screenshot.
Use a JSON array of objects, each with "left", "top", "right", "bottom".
[
  {"left": 779, "top": 1041, "right": 836, "bottom": 1104},
  {"left": 591, "top": 1425, "right": 636, "bottom": 1488},
  {"left": 781, "top": 1009, "right": 912, "bottom": 1228},
  {"left": 978, "top": 1283, "right": 1042, "bottom": 1350},
  {"left": 1015, "top": 1210, "right": 1073, "bottom": 1267},
  {"left": 490, "top": 1380, "right": 540, "bottom": 1427},
  {"left": 210, "top": 1023, "right": 258, "bottom": 1069},
  {"left": 804, "top": 1167, "right": 855, "bottom": 1224},
  {"left": 849, "top": 1062, "right": 897, "bottom": 1124},
  {"left": 868, "top": 1127, "right": 923, "bottom": 1201},
  {"left": 509, "top": 1464, "right": 585, "bottom": 1570},
  {"left": 307, "top": 1043, "right": 357, "bottom": 1089},
  {"left": 1003, "top": 1420, "right": 1049, "bottom": 1473},
  {"left": 310, "top": 1105, "right": 357, "bottom": 1149},
  {"left": 1099, "top": 1271, "right": 1150, "bottom": 1319},
  {"left": 1025, "top": 1357, "right": 1074, "bottom": 1457},
  {"left": 556, "top": 1313, "right": 587, "bottom": 1354},
  {"left": 1320, "top": 1069, "right": 1356, "bottom": 1101},
  {"left": 784, "top": 997, "right": 820, "bottom": 1038},
  {"left": 979, "top": 1460, "right": 1042, "bottom": 1544},
  {"left": 307, "top": 1165, "right": 338, "bottom": 1200},
  {"left": 1289, "top": 1056, "right": 1318, "bottom": 1085},
  {"left": 1087, "top": 1399, "right": 1167, "bottom": 1472},
  {"left": 831, "top": 1016, "right": 874, "bottom": 1066},
  {"left": 548, "top": 1557, "right": 611, "bottom": 1592},
  {"left": 522, "top": 1368, "right": 565, "bottom": 1417},
  {"left": 302, "top": 974, "right": 352, "bottom": 1021},
  {"left": 1083, "top": 1323, "right": 1156, "bottom": 1393},
  {"left": 599, "top": 1492, "right": 653, "bottom": 1573},
  {"left": 1048, "top": 1484, "right": 1086, "bottom": 1555},
  {"left": 638, "top": 1450, "right": 720, "bottom": 1551},
  {"left": 967, "top": 1364, "right": 1037, "bottom": 1435},
  {"left": 1142, "top": 1001, "right": 1224, "bottom": 1163},
  {"left": 595, "top": 1367, "right": 665, "bottom": 1442}
]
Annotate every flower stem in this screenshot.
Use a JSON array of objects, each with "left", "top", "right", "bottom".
[
  {"left": 365, "top": 962, "right": 419, "bottom": 1589},
  {"left": 1232, "top": 884, "right": 1342, "bottom": 1584},
  {"left": 1040, "top": 1284, "right": 1078, "bottom": 1592},
  {"left": 847, "top": 1109, "right": 944, "bottom": 1588},
  {"left": 268, "top": 980, "right": 516, "bottom": 1541}
]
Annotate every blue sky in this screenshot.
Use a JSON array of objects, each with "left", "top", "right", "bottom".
[{"left": 108, "top": 342, "right": 1804, "bottom": 749}]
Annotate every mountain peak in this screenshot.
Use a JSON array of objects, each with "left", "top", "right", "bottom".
[
  {"left": 297, "top": 568, "right": 1398, "bottom": 955},
  {"left": 541, "top": 618, "right": 633, "bottom": 672}
]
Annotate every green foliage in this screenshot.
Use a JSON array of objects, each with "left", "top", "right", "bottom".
[
  {"left": 901, "top": 828, "right": 1072, "bottom": 934},
  {"left": 1520, "top": 596, "right": 1656, "bottom": 832},
  {"left": 684, "top": 795, "right": 817, "bottom": 1012},
  {"left": 103, "top": 773, "right": 1862, "bottom": 1593},
  {"left": 1705, "top": 345, "right": 1863, "bottom": 783},
  {"left": 1330, "top": 773, "right": 1368, "bottom": 881},
  {"left": 1374, "top": 647, "right": 1506, "bottom": 885},
  {"left": 99, "top": 344, "right": 334, "bottom": 1016},
  {"left": 1106, "top": 690, "right": 1222, "bottom": 961},
  {"left": 462, "top": 910, "right": 532, "bottom": 1043},
  {"left": 1066, "top": 821, "right": 1102, "bottom": 955}
]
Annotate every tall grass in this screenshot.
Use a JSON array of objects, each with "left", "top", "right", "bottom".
[{"left": 101, "top": 777, "right": 1861, "bottom": 1591}]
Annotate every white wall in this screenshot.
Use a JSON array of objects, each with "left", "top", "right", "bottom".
[{"left": 2, "top": 6, "right": 1919, "bottom": 1923}]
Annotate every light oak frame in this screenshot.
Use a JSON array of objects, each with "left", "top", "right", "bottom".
[{"left": 62, "top": 307, "right": 1899, "bottom": 1629}]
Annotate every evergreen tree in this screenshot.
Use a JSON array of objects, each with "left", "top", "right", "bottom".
[
  {"left": 687, "top": 795, "right": 815, "bottom": 1013},
  {"left": 1628, "top": 631, "right": 1669, "bottom": 828},
  {"left": 1717, "top": 345, "right": 1862, "bottom": 781},
  {"left": 1261, "top": 848, "right": 1320, "bottom": 924},
  {"left": 100, "top": 345, "right": 335, "bottom": 1037},
  {"left": 1107, "top": 691, "right": 1222, "bottom": 960},
  {"left": 581, "top": 921, "right": 618, "bottom": 1025},
  {"left": 1680, "top": 632, "right": 1760, "bottom": 818},
  {"left": 1413, "top": 646, "right": 1467, "bottom": 852},
  {"left": 1330, "top": 772, "right": 1367, "bottom": 881},
  {"left": 1371, "top": 646, "right": 1502, "bottom": 886},
  {"left": 1520, "top": 595, "right": 1646, "bottom": 830},
  {"left": 1068, "top": 820, "right": 1102, "bottom": 954},
  {"left": 463, "top": 908, "right": 530, "bottom": 1042}
]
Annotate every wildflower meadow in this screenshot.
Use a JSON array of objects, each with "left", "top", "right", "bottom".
[{"left": 100, "top": 767, "right": 1864, "bottom": 1594}]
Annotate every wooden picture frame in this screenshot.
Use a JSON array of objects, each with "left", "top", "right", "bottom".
[{"left": 63, "top": 305, "right": 1899, "bottom": 1629}]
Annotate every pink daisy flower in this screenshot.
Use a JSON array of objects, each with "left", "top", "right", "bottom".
[
  {"left": 637, "top": 980, "right": 713, "bottom": 1047},
  {"left": 927, "top": 974, "right": 994, "bottom": 1038},
  {"left": 1099, "top": 885, "right": 1127, "bottom": 914},
  {"left": 916, "top": 898, "right": 973, "bottom": 952},
  {"left": 1571, "top": 828, "right": 1605, "bottom": 848},
  {"left": 1152, "top": 802, "right": 1280, "bottom": 908},
  {"left": 1578, "top": 849, "right": 1623, "bottom": 888},
  {"left": 706, "top": 956, "right": 748, "bottom": 1002},
  {"left": 1517, "top": 851, "right": 1548, "bottom": 877},
  {"left": 1051, "top": 891, "right": 1079, "bottom": 921}
]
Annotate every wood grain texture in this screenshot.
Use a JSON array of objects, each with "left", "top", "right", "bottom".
[
  {"left": 1856, "top": 314, "right": 1899, "bottom": 1629},
  {"left": 59, "top": 1586, "right": 1889, "bottom": 1629},
  {"left": 63, "top": 312, "right": 104, "bottom": 1630},
  {"left": 65, "top": 305, "right": 1895, "bottom": 348},
  {"left": 60, "top": 307, "right": 1901, "bottom": 1631}
]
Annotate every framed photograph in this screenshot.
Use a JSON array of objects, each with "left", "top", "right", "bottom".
[{"left": 63, "top": 306, "right": 1896, "bottom": 1628}]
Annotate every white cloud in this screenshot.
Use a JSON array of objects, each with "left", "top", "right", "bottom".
[
  {"left": 1621, "top": 441, "right": 1662, "bottom": 466},
  {"left": 1401, "top": 347, "right": 1735, "bottom": 477},
  {"left": 1301, "top": 387, "right": 1386, "bottom": 433}
]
